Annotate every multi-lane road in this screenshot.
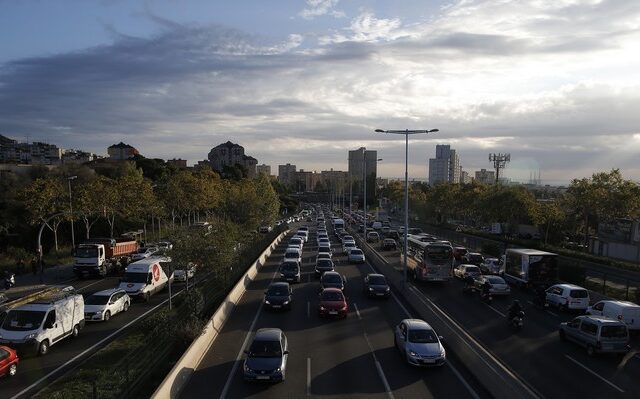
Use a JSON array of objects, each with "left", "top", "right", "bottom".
[{"left": 181, "top": 221, "right": 490, "bottom": 399}]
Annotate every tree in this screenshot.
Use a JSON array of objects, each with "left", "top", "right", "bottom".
[
  {"left": 20, "top": 178, "right": 67, "bottom": 250},
  {"left": 531, "top": 200, "right": 565, "bottom": 244}
]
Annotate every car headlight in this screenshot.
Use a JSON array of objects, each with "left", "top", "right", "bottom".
[
  {"left": 341, "top": 305, "right": 347, "bottom": 310},
  {"left": 244, "top": 364, "right": 252, "bottom": 373},
  {"left": 369, "top": 287, "right": 374, "bottom": 291},
  {"left": 320, "top": 306, "right": 326, "bottom": 311},
  {"left": 440, "top": 348, "right": 446, "bottom": 357},
  {"left": 265, "top": 300, "right": 271, "bottom": 305},
  {"left": 25, "top": 333, "right": 36, "bottom": 340},
  {"left": 385, "top": 287, "right": 390, "bottom": 291},
  {"left": 280, "top": 273, "right": 285, "bottom": 277},
  {"left": 409, "top": 351, "right": 417, "bottom": 357},
  {"left": 283, "top": 300, "right": 290, "bottom": 305}
]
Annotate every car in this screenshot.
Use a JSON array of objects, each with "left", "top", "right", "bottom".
[
  {"left": 318, "top": 288, "right": 348, "bottom": 318},
  {"left": 453, "top": 264, "right": 481, "bottom": 279},
  {"left": 348, "top": 248, "right": 365, "bottom": 263},
  {"left": 394, "top": 319, "right": 446, "bottom": 366},
  {"left": 385, "top": 230, "right": 400, "bottom": 240},
  {"left": 453, "top": 246, "right": 468, "bottom": 261},
  {"left": 295, "top": 231, "right": 308, "bottom": 243},
  {"left": 342, "top": 241, "right": 356, "bottom": 254},
  {"left": 317, "top": 237, "right": 331, "bottom": 247},
  {"left": 586, "top": 300, "right": 640, "bottom": 331},
  {"left": 320, "top": 271, "right": 346, "bottom": 291},
  {"left": 315, "top": 258, "right": 335, "bottom": 276},
  {"left": 381, "top": 238, "right": 397, "bottom": 251},
  {"left": 289, "top": 237, "right": 304, "bottom": 249},
  {"left": 480, "top": 257, "right": 503, "bottom": 274},
  {"left": 381, "top": 226, "right": 390, "bottom": 235},
  {"left": 366, "top": 231, "right": 380, "bottom": 243},
  {"left": 0, "top": 345, "right": 19, "bottom": 377},
  {"left": 157, "top": 241, "right": 173, "bottom": 251},
  {"left": 559, "top": 315, "right": 630, "bottom": 356},
  {"left": 364, "top": 273, "right": 390, "bottom": 298},
  {"left": 298, "top": 226, "right": 309, "bottom": 233},
  {"left": 316, "top": 252, "right": 331, "bottom": 262},
  {"left": 84, "top": 288, "right": 131, "bottom": 322},
  {"left": 283, "top": 247, "right": 302, "bottom": 264},
  {"left": 341, "top": 235, "right": 355, "bottom": 244},
  {"left": 546, "top": 284, "right": 590, "bottom": 311},
  {"left": 280, "top": 261, "right": 301, "bottom": 283},
  {"left": 174, "top": 263, "right": 197, "bottom": 282},
  {"left": 462, "top": 252, "right": 484, "bottom": 266},
  {"left": 131, "top": 246, "right": 158, "bottom": 261},
  {"left": 264, "top": 282, "right": 293, "bottom": 310},
  {"left": 474, "top": 275, "right": 510, "bottom": 295},
  {"left": 317, "top": 246, "right": 332, "bottom": 258},
  {"left": 243, "top": 328, "right": 289, "bottom": 381}
]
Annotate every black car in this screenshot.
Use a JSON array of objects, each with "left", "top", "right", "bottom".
[
  {"left": 385, "top": 230, "right": 400, "bottom": 240},
  {"left": 264, "top": 282, "right": 293, "bottom": 311},
  {"left": 381, "top": 238, "right": 397, "bottom": 251},
  {"left": 462, "top": 252, "right": 484, "bottom": 266},
  {"left": 315, "top": 258, "right": 335, "bottom": 277},
  {"left": 320, "top": 271, "right": 346, "bottom": 291},
  {"left": 363, "top": 273, "right": 390, "bottom": 298},
  {"left": 280, "top": 261, "right": 301, "bottom": 283}
]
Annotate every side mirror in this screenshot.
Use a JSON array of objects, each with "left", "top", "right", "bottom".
[
  {"left": 283, "top": 350, "right": 289, "bottom": 355},
  {"left": 438, "top": 335, "right": 444, "bottom": 342}
]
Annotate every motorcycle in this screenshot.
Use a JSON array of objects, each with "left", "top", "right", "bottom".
[
  {"left": 481, "top": 291, "right": 493, "bottom": 304},
  {"left": 509, "top": 310, "right": 525, "bottom": 330},
  {"left": 4, "top": 272, "right": 15, "bottom": 290}
]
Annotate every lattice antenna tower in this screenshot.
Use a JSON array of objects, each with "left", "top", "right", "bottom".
[{"left": 488, "top": 153, "right": 511, "bottom": 183}]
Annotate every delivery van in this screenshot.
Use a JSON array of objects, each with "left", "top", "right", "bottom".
[
  {"left": 0, "top": 287, "right": 84, "bottom": 356},
  {"left": 587, "top": 300, "right": 640, "bottom": 332},
  {"left": 119, "top": 257, "right": 172, "bottom": 302}
]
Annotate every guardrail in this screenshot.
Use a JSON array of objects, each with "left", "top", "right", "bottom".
[
  {"left": 349, "top": 227, "right": 540, "bottom": 399},
  {"left": 151, "top": 229, "right": 289, "bottom": 399}
]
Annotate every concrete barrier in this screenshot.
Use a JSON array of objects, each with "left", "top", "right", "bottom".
[
  {"left": 351, "top": 229, "right": 541, "bottom": 399},
  {"left": 152, "top": 230, "right": 289, "bottom": 399}
]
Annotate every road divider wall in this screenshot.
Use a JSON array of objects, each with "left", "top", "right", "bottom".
[
  {"left": 352, "top": 229, "right": 541, "bottom": 399},
  {"left": 152, "top": 230, "right": 289, "bottom": 399}
]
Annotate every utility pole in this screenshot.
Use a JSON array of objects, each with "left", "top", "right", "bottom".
[{"left": 489, "top": 153, "right": 511, "bottom": 183}]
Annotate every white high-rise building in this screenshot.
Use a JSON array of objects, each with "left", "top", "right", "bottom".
[{"left": 428, "top": 144, "right": 461, "bottom": 185}]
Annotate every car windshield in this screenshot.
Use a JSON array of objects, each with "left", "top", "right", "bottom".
[
  {"left": 85, "top": 295, "right": 110, "bottom": 305},
  {"left": 350, "top": 250, "right": 363, "bottom": 255},
  {"left": 267, "top": 286, "right": 289, "bottom": 296},
  {"left": 345, "top": 242, "right": 355, "bottom": 248},
  {"left": 285, "top": 252, "right": 299, "bottom": 259},
  {"left": 318, "top": 247, "right": 330, "bottom": 252},
  {"left": 368, "top": 276, "right": 387, "bottom": 285},
  {"left": 248, "top": 340, "right": 282, "bottom": 357},
  {"left": 75, "top": 247, "right": 98, "bottom": 258},
  {"left": 426, "top": 246, "right": 452, "bottom": 260},
  {"left": 317, "top": 260, "right": 333, "bottom": 268},
  {"left": 321, "top": 291, "right": 344, "bottom": 301},
  {"left": 570, "top": 289, "right": 588, "bottom": 298},
  {"left": 322, "top": 274, "right": 342, "bottom": 284},
  {"left": 600, "top": 325, "right": 627, "bottom": 338},
  {"left": 122, "top": 272, "right": 149, "bottom": 283},
  {"left": 2, "top": 310, "right": 46, "bottom": 331},
  {"left": 281, "top": 263, "right": 298, "bottom": 272},
  {"left": 408, "top": 329, "right": 438, "bottom": 343},
  {"left": 487, "top": 276, "right": 505, "bottom": 284}
]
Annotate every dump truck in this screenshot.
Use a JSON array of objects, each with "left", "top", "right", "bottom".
[{"left": 73, "top": 238, "right": 139, "bottom": 278}]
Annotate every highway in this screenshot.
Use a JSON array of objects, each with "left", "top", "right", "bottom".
[
  {"left": 362, "top": 224, "right": 640, "bottom": 399},
  {"left": 1, "top": 272, "right": 188, "bottom": 399},
  {"left": 181, "top": 222, "right": 490, "bottom": 399}
]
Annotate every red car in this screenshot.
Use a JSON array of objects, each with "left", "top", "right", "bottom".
[
  {"left": 318, "top": 288, "right": 348, "bottom": 318},
  {"left": 0, "top": 345, "right": 19, "bottom": 377}
]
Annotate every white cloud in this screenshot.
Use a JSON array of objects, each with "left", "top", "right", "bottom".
[{"left": 299, "top": 0, "right": 345, "bottom": 20}]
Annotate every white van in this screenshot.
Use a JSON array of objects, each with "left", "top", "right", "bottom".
[
  {"left": 0, "top": 288, "right": 84, "bottom": 356},
  {"left": 545, "top": 284, "right": 590, "bottom": 311},
  {"left": 587, "top": 300, "right": 640, "bottom": 331},
  {"left": 119, "top": 257, "right": 172, "bottom": 302}
]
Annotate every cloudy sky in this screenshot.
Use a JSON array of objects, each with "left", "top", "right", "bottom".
[{"left": 1, "top": 0, "right": 640, "bottom": 185}]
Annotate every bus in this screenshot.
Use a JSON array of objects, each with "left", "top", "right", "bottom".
[
  {"left": 402, "top": 236, "right": 454, "bottom": 282},
  {"left": 502, "top": 248, "right": 558, "bottom": 287}
]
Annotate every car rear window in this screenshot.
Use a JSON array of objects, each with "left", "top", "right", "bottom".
[
  {"left": 570, "top": 289, "right": 588, "bottom": 298},
  {"left": 600, "top": 325, "right": 627, "bottom": 338},
  {"left": 321, "top": 291, "right": 344, "bottom": 301}
]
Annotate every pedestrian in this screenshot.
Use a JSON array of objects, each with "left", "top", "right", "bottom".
[
  {"left": 31, "top": 257, "right": 37, "bottom": 275},
  {"left": 16, "top": 259, "right": 25, "bottom": 275}
]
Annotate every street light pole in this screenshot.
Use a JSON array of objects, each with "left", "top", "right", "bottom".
[
  {"left": 375, "top": 128, "right": 439, "bottom": 289},
  {"left": 67, "top": 176, "right": 78, "bottom": 249}
]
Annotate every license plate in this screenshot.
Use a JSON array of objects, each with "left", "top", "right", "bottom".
[
  {"left": 256, "top": 375, "right": 270, "bottom": 380},
  {"left": 329, "top": 311, "right": 338, "bottom": 315},
  {"left": 272, "top": 305, "right": 281, "bottom": 308},
  {"left": 376, "top": 293, "right": 385, "bottom": 296},
  {"left": 422, "top": 359, "right": 435, "bottom": 364}
]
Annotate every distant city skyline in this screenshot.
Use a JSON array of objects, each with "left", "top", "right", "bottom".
[{"left": 2, "top": 1, "right": 639, "bottom": 185}]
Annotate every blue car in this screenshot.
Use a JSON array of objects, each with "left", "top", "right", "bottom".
[{"left": 243, "top": 328, "right": 289, "bottom": 382}]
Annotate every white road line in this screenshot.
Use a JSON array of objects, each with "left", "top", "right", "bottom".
[
  {"left": 76, "top": 279, "right": 107, "bottom": 292},
  {"left": 446, "top": 362, "right": 481, "bottom": 399},
  {"left": 565, "top": 355, "right": 625, "bottom": 393},
  {"left": 220, "top": 267, "right": 279, "bottom": 399},
  {"left": 354, "top": 302, "right": 361, "bottom": 319},
  {"left": 307, "top": 357, "right": 311, "bottom": 396},
  {"left": 363, "top": 332, "right": 395, "bottom": 399},
  {"left": 10, "top": 288, "right": 185, "bottom": 399},
  {"left": 546, "top": 310, "right": 559, "bottom": 317},
  {"left": 307, "top": 301, "right": 310, "bottom": 319},
  {"left": 486, "top": 304, "right": 506, "bottom": 317}
]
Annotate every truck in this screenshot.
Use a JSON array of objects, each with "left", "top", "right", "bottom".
[
  {"left": 501, "top": 248, "right": 558, "bottom": 287},
  {"left": 73, "top": 238, "right": 139, "bottom": 278}
]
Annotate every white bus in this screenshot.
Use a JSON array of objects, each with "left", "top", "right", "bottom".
[{"left": 402, "top": 236, "right": 454, "bottom": 282}]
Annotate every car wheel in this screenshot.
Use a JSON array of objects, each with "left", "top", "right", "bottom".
[
  {"left": 8, "top": 363, "right": 17, "bottom": 377},
  {"left": 103, "top": 310, "right": 111, "bottom": 321},
  {"left": 38, "top": 340, "right": 50, "bottom": 356},
  {"left": 124, "top": 301, "right": 130, "bottom": 312},
  {"left": 72, "top": 324, "right": 80, "bottom": 338},
  {"left": 586, "top": 345, "right": 595, "bottom": 356},
  {"left": 144, "top": 293, "right": 150, "bottom": 302}
]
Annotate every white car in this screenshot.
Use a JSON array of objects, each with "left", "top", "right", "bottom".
[
  {"left": 295, "top": 231, "right": 308, "bottom": 243},
  {"left": 174, "top": 263, "right": 197, "bottom": 282},
  {"left": 284, "top": 248, "right": 302, "bottom": 264},
  {"left": 474, "top": 275, "right": 510, "bottom": 295},
  {"left": 546, "top": 284, "right": 590, "bottom": 311},
  {"left": 131, "top": 246, "right": 158, "bottom": 261},
  {"left": 84, "top": 288, "right": 131, "bottom": 322},
  {"left": 453, "top": 264, "right": 481, "bottom": 279},
  {"left": 348, "top": 248, "right": 366, "bottom": 263},
  {"left": 342, "top": 241, "right": 356, "bottom": 254},
  {"left": 318, "top": 237, "right": 331, "bottom": 247}
]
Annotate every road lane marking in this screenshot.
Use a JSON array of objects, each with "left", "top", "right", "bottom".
[
  {"left": 565, "top": 355, "right": 624, "bottom": 393},
  {"left": 546, "top": 310, "right": 559, "bottom": 317},
  {"left": 363, "top": 332, "right": 395, "bottom": 399},
  {"left": 307, "top": 301, "right": 310, "bottom": 319},
  {"left": 220, "top": 267, "right": 280, "bottom": 399},
  {"left": 446, "top": 362, "right": 481, "bottom": 399},
  {"left": 75, "top": 279, "right": 107, "bottom": 292},
  {"left": 354, "top": 302, "right": 361, "bottom": 319},
  {"left": 10, "top": 288, "right": 186, "bottom": 399},
  {"left": 486, "top": 304, "right": 506, "bottom": 317},
  {"left": 307, "top": 357, "right": 311, "bottom": 396}
]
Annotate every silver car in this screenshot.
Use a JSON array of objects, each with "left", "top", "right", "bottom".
[{"left": 394, "top": 319, "right": 446, "bottom": 366}]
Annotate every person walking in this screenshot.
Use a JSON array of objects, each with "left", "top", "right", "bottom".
[{"left": 31, "top": 257, "right": 38, "bottom": 276}]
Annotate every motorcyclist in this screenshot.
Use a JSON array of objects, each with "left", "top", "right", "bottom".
[
  {"left": 481, "top": 280, "right": 492, "bottom": 300},
  {"left": 508, "top": 299, "right": 523, "bottom": 319},
  {"left": 464, "top": 274, "right": 475, "bottom": 292}
]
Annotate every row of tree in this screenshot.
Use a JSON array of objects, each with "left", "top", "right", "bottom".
[{"left": 381, "top": 169, "right": 640, "bottom": 245}]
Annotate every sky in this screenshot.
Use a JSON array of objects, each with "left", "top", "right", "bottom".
[{"left": 1, "top": 0, "right": 640, "bottom": 185}]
